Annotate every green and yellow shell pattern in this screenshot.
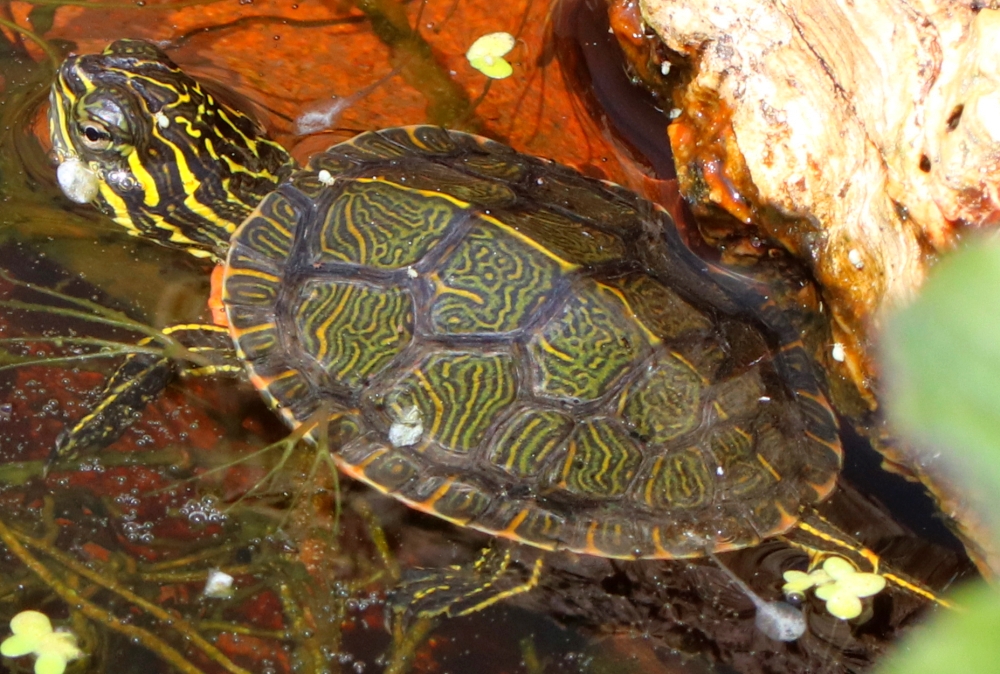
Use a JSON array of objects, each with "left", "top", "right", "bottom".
[{"left": 49, "top": 41, "right": 842, "bottom": 560}]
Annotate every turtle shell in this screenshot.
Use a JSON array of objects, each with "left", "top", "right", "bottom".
[{"left": 221, "top": 125, "right": 841, "bottom": 559}]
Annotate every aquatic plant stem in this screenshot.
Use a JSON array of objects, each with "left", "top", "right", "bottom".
[
  {"left": 0, "top": 16, "right": 59, "bottom": 67},
  {"left": 0, "top": 517, "right": 206, "bottom": 674},
  {"left": 0, "top": 519, "right": 252, "bottom": 674},
  {"left": 350, "top": 0, "right": 481, "bottom": 130}
]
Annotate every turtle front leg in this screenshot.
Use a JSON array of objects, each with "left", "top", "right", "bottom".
[{"left": 54, "top": 324, "right": 238, "bottom": 459}]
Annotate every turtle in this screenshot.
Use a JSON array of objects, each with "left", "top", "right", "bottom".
[{"left": 47, "top": 39, "right": 844, "bottom": 564}]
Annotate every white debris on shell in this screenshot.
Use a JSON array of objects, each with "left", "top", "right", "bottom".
[
  {"left": 56, "top": 158, "right": 100, "bottom": 204},
  {"left": 389, "top": 405, "right": 423, "bottom": 447},
  {"left": 831, "top": 343, "right": 846, "bottom": 362},
  {"left": 317, "top": 169, "right": 335, "bottom": 186},
  {"left": 848, "top": 249, "right": 864, "bottom": 269},
  {"left": 406, "top": 267, "right": 418, "bottom": 278},
  {"left": 154, "top": 110, "right": 169, "bottom": 128},
  {"left": 203, "top": 569, "right": 235, "bottom": 598}
]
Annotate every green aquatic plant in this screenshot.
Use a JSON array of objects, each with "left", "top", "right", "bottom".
[
  {"left": 782, "top": 555, "right": 886, "bottom": 620},
  {"left": 467, "top": 32, "right": 517, "bottom": 79},
  {"left": 1, "top": 610, "right": 83, "bottom": 674}
]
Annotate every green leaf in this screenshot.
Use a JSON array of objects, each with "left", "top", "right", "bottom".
[
  {"left": 879, "top": 583, "right": 1000, "bottom": 674},
  {"left": 34, "top": 651, "right": 68, "bottom": 674},
  {"left": 881, "top": 241, "right": 1000, "bottom": 536},
  {"left": 879, "top": 240, "right": 1000, "bottom": 674},
  {"left": 466, "top": 32, "right": 516, "bottom": 79}
]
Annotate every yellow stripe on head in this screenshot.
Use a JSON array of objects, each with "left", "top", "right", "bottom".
[{"left": 48, "top": 39, "right": 296, "bottom": 259}]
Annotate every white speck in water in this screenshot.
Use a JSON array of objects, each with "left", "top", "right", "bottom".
[
  {"left": 848, "top": 248, "right": 864, "bottom": 269},
  {"left": 669, "top": 108, "right": 682, "bottom": 119},
  {"left": 389, "top": 405, "right": 423, "bottom": 447},
  {"left": 203, "top": 569, "right": 235, "bottom": 598},
  {"left": 56, "top": 158, "right": 100, "bottom": 203},
  {"left": 317, "top": 169, "right": 335, "bottom": 186},
  {"left": 661, "top": 61, "right": 671, "bottom": 76},
  {"left": 716, "top": 466, "right": 724, "bottom": 476},
  {"left": 154, "top": 111, "right": 170, "bottom": 128},
  {"left": 406, "top": 267, "right": 418, "bottom": 278},
  {"left": 832, "top": 343, "right": 846, "bottom": 362}
]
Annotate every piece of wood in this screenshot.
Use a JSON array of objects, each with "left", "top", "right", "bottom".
[{"left": 640, "top": 0, "right": 1000, "bottom": 576}]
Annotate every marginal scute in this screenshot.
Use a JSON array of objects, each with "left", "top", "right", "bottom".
[
  {"left": 360, "top": 447, "right": 420, "bottom": 491},
  {"left": 225, "top": 304, "right": 272, "bottom": 333},
  {"left": 775, "top": 342, "right": 826, "bottom": 397},
  {"left": 528, "top": 169, "right": 646, "bottom": 228},
  {"left": 375, "top": 164, "right": 518, "bottom": 207},
  {"left": 408, "top": 476, "right": 492, "bottom": 522},
  {"left": 324, "top": 412, "right": 362, "bottom": 449},
  {"left": 794, "top": 390, "right": 842, "bottom": 446},
  {"left": 227, "top": 246, "right": 281, "bottom": 278},
  {"left": 305, "top": 152, "right": 358, "bottom": 178},
  {"left": 699, "top": 510, "right": 760, "bottom": 552},
  {"left": 336, "top": 129, "right": 413, "bottom": 160},
  {"left": 799, "top": 436, "right": 843, "bottom": 500},
  {"left": 430, "top": 220, "right": 563, "bottom": 335},
  {"left": 587, "top": 519, "right": 641, "bottom": 557},
  {"left": 389, "top": 125, "right": 458, "bottom": 155},
  {"left": 224, "top": 266, "right": 281, "bottom": 307},
  {"left": 237, "top": 190, "right": 300, "bottom": 260},
  {"left": 497, "top": 504, "right": 566, "bottom": 548},
  {"left": 750, "top": 481, "right": 806, "bottom": 538},
  {"left": 232, "top": 322, "right": 279, "bottom": 362},
  {"left": 459, "top": 153, "right": 528, "bottom": 182},
  {"left": 254, "top": 366, "right": 313, "bottom": 412}
]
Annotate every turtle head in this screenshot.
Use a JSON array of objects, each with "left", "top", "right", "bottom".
[{"left": 49, "top": 39, "right": 295, "bottom": 259}]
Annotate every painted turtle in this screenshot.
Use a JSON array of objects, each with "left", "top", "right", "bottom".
[{"left": 48, "top": 39, "right": 842, "bottom": 561}]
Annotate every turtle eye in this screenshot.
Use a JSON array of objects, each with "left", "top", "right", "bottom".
[{"left": 79, "top": 123, "right": 113, "bottom": 150}]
